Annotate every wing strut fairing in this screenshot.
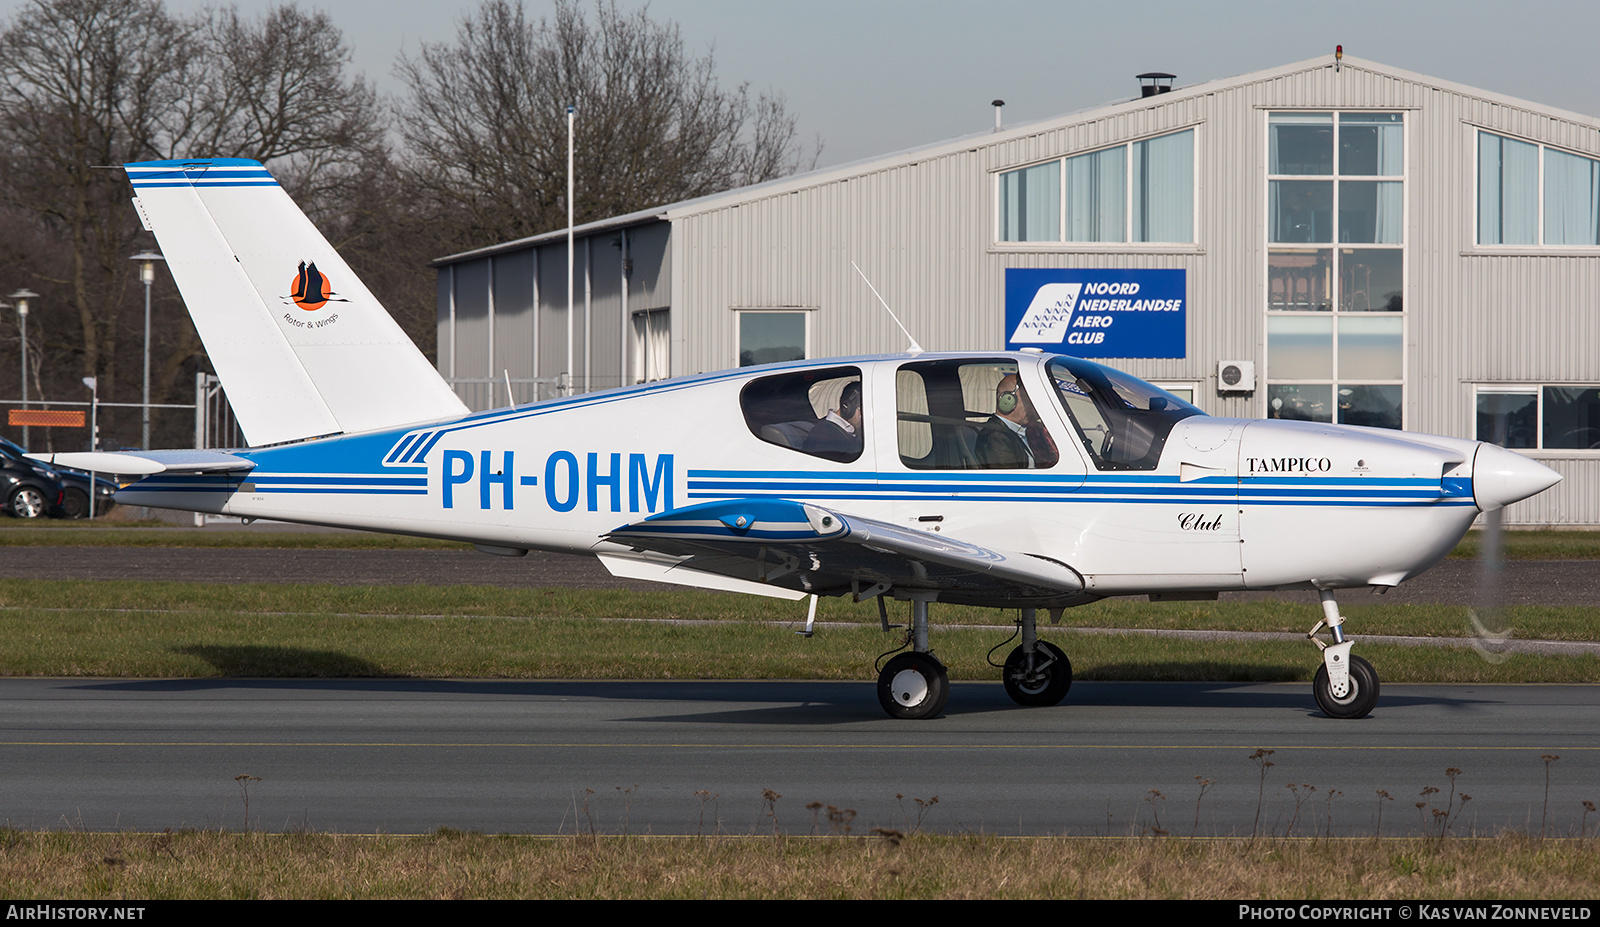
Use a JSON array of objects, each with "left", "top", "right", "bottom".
[{"left": 606, "top": 498, "right": 1092, "bottom": 608}]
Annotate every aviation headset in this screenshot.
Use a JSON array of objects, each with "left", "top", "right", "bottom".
[
  {"left": 996, "top": 386, "right": 1020, "bottom": 415},
  {"left": 839, "top": 381, "right": 862, "bottom": 419}
]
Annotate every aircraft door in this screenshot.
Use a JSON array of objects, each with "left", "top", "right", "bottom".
[
  {"left": 1046, "top": 356, "right": 1243, "bottom": 583},
  {"left": 879, "top": 358, "right": 1084, "bottom": 552}
]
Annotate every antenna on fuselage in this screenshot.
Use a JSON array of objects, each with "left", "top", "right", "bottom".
[{"left": 852, "top": 261, "right": 924, "bottom": 355}]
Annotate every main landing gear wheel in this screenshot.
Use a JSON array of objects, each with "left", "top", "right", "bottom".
[
  {"left": 877, "top": 652, "right": 949, "bottom": 720},
  {"left": 1002, "top": 640, "right": 1072, "bottom": 707},
  {"left": 1313, "top": 654, "right": 1379, "bottom": 719}
]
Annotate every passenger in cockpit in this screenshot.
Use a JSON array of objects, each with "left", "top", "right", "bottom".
[
  {"left": 977, "top": 374, "right": 1057, "bottom": 469},
  {"left": 801, "top": 380, "right": 863, "bottom": 462}
]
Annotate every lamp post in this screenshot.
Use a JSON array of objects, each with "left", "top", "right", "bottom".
[
  {"left": 566, "top": 102, "right": 575, "bottom": 397},
  {"left": 8, "top": 289, "right": 36, "bottom": 448},
  {"left": 129, "top": 251, "right": 164, "bottom": 449},
  {"left": 81, "top": 376, "right": 97, "bottom": 521}
]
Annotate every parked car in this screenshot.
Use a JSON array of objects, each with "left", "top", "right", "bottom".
[
  {"left": 56, "top": 468, "right": 118, "bottom": 518},
  {"left": 0, "top": 438, "right": 66, "bottom": 519},
  {"left": 0, "top": 438, "right": 118, "bottom": 519}
]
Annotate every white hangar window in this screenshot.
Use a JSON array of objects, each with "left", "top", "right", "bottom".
[
  {"left": 1478, "top": 131, "right": 1600, "bottom": 246},
  {"left": 1477, "top": 385, "right": 1600, "bottom": 450},
  {"left": 997, "top": 128, "right": 1194, "bottom": 244},
  {"left": 1265, "top": 112, "right": 1406, "bottom": 430},
  {"left": 736, "top": 309, "right": 810, "bottom": 367}
]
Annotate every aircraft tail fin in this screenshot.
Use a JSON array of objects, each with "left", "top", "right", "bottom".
[{"left": 126, "top": 158, "right": 467, "bottom": 446}]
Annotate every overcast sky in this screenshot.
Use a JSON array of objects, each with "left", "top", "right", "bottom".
[{"left": 10, "top": 0, "right": 1600, "bottom": 167}]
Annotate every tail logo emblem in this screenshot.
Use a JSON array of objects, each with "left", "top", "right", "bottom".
[{"left": 286, "top": 261, "right": 347, "bottom": 311}]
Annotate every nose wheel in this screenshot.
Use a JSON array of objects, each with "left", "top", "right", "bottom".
[
  {"left": 1313, "top": 654, "right": 1379, "bottom": 719},
  {"left": 877, "top": 652, "right": 949, "bottom": 720}
]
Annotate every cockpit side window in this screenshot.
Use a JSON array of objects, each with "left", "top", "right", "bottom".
[
  {"left": 1048, "top": 356, "right": 1203, "bottom": 470},
  {"left": 740, "top": 366, "right": 864, "bottom": 463},
  {"left": 896, "top": 359, "right": 1058, "bottom": 470}
]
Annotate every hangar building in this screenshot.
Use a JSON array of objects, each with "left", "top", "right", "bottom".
[{"left": 431, "top": 54, "right": 1600, "bottom": 526}]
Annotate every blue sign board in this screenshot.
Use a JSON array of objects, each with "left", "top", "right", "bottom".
[{"left": 1004, "top": 268, "right": 1186, "bottom": 358}]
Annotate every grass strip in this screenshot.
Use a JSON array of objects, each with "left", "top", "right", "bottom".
[
  {"left": 0, "top": 584, "right": 1593, "bottom": 682},
  {"left": 1, "top": 830, "right": 1597, "bottom": 899},
  {"left": 3, "top": 577, "right": 1597, "bottom": 639}
]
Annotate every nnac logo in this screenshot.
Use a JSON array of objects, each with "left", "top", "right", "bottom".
[{"left": 1010, "top": 282, "right": 1081, "bottom": 344}]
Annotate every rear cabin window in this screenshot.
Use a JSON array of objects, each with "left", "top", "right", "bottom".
[
  {"left": 895, "top": 359, "right": 1059, "bottom": 470},
  {"left": 740, "top": 367, "right": 864, "bottom": 463}
]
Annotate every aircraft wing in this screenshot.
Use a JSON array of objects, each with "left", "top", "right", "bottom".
[
  {"left": 604, "top": 498, "right": 1088, "bottom": 606},
  {"left": 25, "top": 450, "right": 255, "bottom": 476}
]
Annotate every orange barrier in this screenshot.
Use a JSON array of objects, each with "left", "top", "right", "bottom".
[{"left": 7, "top": 409, "right": 85, "bottom": 428}]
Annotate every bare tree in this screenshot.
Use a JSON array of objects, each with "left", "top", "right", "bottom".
[
  {"left": 0, "top": 0, "right": 197, "bottom": 399},
  {"left": 395, "top": 0, "right": 814, "bottom": 251},
  {"left": 176, "top": 4, "right": 385, "bottom": 210},
  {"left": 0, "top": 0, "right": 387, "bottom": 449}
]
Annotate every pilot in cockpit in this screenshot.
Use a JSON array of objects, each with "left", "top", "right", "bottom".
[
  {"left": 977, "top": 374, "right": 1058, "bottom": 469},
  {"left": 800, "top": 380, "right": 863, "bottom": 462}
]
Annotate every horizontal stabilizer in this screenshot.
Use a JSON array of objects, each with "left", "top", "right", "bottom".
[
  {"left": 606, "top": 498, "right": 1088, "bottom": 605},
  {"left": 29, "top": 449, "right": 255, "bottom": 476}
]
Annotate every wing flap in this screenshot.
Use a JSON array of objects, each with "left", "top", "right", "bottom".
[
  {"left": 605, "top": 498, "right": 1086, "bottom": 604},
  {"left": 595, "top": 552, "right": 808, "bottom": 600}
]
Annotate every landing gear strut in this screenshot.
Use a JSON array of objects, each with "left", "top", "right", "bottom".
[
  {"left": 1306, "top": 590, "right": 1379, "bottom": 718},
  {"left": 1002, "top": 607, "right": 1072, "bottom": 706},
  {"left": 873, "top": 600, "right": 1076, "bottom": 719},
  {"left": 876, "top": 597, "right": 948, "bottom": 719}
]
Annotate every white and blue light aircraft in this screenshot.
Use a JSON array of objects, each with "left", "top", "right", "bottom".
[{"left": 42, "top": 158, "right": 1563, "bottom": 720}]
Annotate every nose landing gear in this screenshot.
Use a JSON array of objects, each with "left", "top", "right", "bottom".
[{"left": 1307, "top": 590, "right": 1379, "bottom": 719}]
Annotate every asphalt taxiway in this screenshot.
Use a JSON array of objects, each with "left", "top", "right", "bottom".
[{"left": 0, "top": 676, "right": 1593, "bottom": 836}]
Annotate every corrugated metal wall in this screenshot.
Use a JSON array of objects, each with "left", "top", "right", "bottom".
[
  {"left": 438, "top": 220, "right": 672, "bottom": 408},
  {"left": 492, "top": 250, "right": 536, "bottom": 403}
]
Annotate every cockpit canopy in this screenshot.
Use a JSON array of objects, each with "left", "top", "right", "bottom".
[{"left": 735, "top": 354, "right": 1203, "bottom": 472}]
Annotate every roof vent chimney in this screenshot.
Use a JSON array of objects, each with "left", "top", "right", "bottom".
[
  {"left": 991, "top": 99, "right": 1005, "bottom": 132},
  {"left": 1137, "top": 72, "right": 1175, "bottom": 98}
]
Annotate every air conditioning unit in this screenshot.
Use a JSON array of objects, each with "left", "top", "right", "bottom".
[{"left": 1217, "top": 360, "right": 1255, "bottom": 392}]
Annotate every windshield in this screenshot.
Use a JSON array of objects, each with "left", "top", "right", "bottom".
[{"left": 1048, "top": 356, "right": 1203, "bottom": 470}]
